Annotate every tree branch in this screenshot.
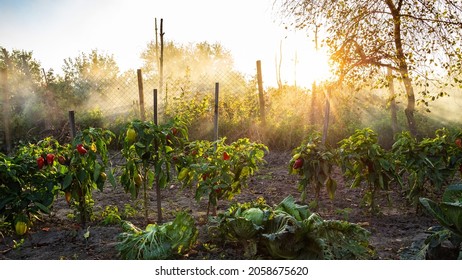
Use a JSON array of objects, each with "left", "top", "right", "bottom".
[{"left": 399, "top": 13, "right": 462, "bottom": 27}]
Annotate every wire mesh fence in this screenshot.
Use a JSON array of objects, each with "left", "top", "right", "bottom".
[{"left": 0, "top": 60, "right": 264, "bottom": 151}]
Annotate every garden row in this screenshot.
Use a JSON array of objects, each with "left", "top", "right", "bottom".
[{"left": 1, "top": 120, "right": 462, "bottom": 259}]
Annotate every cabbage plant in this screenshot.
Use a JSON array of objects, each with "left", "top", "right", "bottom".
[
  {"left": 116, "top": 211, "right": 198, "bottom": 260},
  {"left": 420, "top": 184, "right": 462, "bottom": 238},
  {"left": 419, "top": 184, "right": 462, "bottom": 259},
  {"left": 212, "top": 196, "right": 375, "bottom": 259}
]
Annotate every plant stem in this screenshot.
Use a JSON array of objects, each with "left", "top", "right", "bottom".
[{"left": 143, "top": 168, "right": 149, "bottom": 224}]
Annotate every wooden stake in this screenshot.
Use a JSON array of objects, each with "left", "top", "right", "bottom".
[
  {"left": 155, "top": 18, "right": 160, "bottom": 74},
  {"left": 137, "top": 69, "right": 146, "bottom": 121},
  {"left": 153, "top": 88, "right": 162, "bottom": 223},
  {"left": 159, "top": 19, "right": 165, "bottom": 112},
  {"left": 153, "top": 89, "right": 158, "bottom": 125},
  {"left": 310, "top": 81, "right": 317, "bottom": 126},
  {"left": 214, "top": 83, "right": 219, "bottom": 141},
  {"left": 68, "top": 111, "right": 76, "bottom": 140}
]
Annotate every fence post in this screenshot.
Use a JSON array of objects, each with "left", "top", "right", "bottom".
[
  {"left": 256, "top": 60, "right": 266, "bottom": 127},
  {"left": 214, "top": 82, "right": 219, "bottom": 141},
  {"left": 159, "top": 19, "right": 165, "bottom": 113},
  {"left": 152, "top": 88, "right": 162, "bottom": 223},
  {"left": 137, "top": 69, "right": 146, "bottom": 121},
  {"left": 69, "top": 111, "right": 76, "bottom": 140},
  {"left": 310, "top": 81, "right": 317, "bottom": 126},
  {"left": 1, "top": 68, "right": 11, "bottom": 153},
  {"left": 153, "top": 89, "right": 158, "bottom": 125}
]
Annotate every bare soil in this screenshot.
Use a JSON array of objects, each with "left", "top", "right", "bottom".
[{"left": 0, "top": 151, "right": 436, "bottom": 260}]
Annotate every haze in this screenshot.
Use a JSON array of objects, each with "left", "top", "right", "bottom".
[{"left": 0, "top": 0, "right": 330, "bottom": 87}]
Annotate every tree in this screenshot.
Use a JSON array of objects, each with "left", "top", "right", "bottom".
[
  {"left": 277, "top": 0, "right": 462, "bottom": 136},
  {"left": 61, "top": 49, "right": 120, "bottom": 107},
  {"left": 0, "top": 47, "right": 50, "bottom": 140},
  {"left": 141, "top": 41, "right": 236, "bottom": 84}
]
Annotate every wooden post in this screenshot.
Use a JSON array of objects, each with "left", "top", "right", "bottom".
[
  {"left": 159, "top": 19, "right": 165, "bottom": 113},
  {"left": 137, "top": 69, "right": 146, "bottom": 121},
  {"left": 214, "top": 82, "right": 219, "bottom": 141},
  {"left": 256, "top": 60, "right": 266, "bottom": 127},
  {"left": 310, "top": 81, "right": 317, "bottom": 126},
  {"left": 155, "top": 18, "right": 160, "bottom": 75},
  {"left": 69, "top": 111, "right": 76, "bottom": 140},
  {"left": 1, "top": 68, "right": 11, "bottom": 153},
  {"left": 153, "top": 88, "right": 162, "bottom": 223},
  {"left": 153, "top": 89, "right": 158, "bottom": 125},
  {"left": 321, "top": 86, "right": 331, "bottom": 145}
]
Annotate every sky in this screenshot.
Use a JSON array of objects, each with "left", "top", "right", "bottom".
[{"left": 0, "top": 0, "right": 330, "bottom": 87}]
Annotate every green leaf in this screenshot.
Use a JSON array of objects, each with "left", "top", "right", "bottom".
[
  {"left": 93, "top": 162, "right": 102, "bottom": 182},
  {"left": 134, "top": 142, "right": 146, "bottom": 149},
  {"left": 107, "top": 168, "right": 117, "bottom": 188},
  {"left": 164, "top": 146, "right": 173, "bottom": 153},
  {"left": 443, "top": 184, "right": 462, "bottom": 203},
  {"left": 77, "top": 169, "right": 87, "bottom": 183},
  {"left": 34, "top": 202, "right": 50, "bottom": 214},
  {"left": 63, "top": 173, "right": 73, "bottom": 190},
  {"left": 419, "top": 197, "right": 456, "bottom": 231},
  {"left": 440, "top": 202, "right": 462, "bottom": 235},
  {"left": 116, "top": 212, "right": 197, "bottom": 260}
]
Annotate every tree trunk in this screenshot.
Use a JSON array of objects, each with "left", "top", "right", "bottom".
[
  {"left": 402, "top": 73, "right": 417, "bottom": 136},
  {"left": 387, "top": 68, "right": 398, "bottom": 135},
  {"left": 387, "top": 0, "right": 418, "bottom": 136}
]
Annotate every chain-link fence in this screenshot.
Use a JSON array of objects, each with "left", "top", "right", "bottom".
[{"left": 0, "top": 58, "right": 265, "bottom": 152}]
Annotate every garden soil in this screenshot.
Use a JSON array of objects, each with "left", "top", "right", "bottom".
[{"left": 0, "top": 151, "right": 436, "bottom": 260}]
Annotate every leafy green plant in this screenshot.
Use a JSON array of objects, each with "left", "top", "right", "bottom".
[
  {"left": 419, "top": 184, "right": 462, "bottom": 259},
  {"left": 0, "top": 138, "right": 65, "bottom": 232},
  {"left": 289, "top": 133, "right": 337, "bottom": 207},
  {"left": 420, "top": 184, "right": 462, "bottom": 238},
  {"left": 120, "top": 118, "right": 188, "bottom": 223},
  {"left": 116, "top": 211, "right": 198, "bottom": 260},
  {"left": 62, "top": 127, "right": 116, "bottom": 227},
  {"left": 211, "top": 197, "right": 270, "bottom": 257},
  {"left": 211, "top": 195, "right": 374, "bottom": 259},
  {"left": 339, "top": 128, "right": 401, "bottom": 213},
  {"left": 100, "top": 205, "right": 122, "bottom": 225},
  {"left": 262, "top": 196, "right": 373, "bottom": 260},
  {"left": 393, "top": 129, "right": 462, "bottom": 205},
  {"left": 177, "top": 138, "right": 268, "bottom": 215}
]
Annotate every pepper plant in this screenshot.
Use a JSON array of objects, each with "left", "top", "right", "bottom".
[
  {"left": 62, "top": 128, "right": 116, "bottom": 227},
  {"left": 289, "top": 133, "right": 337, "bottom": 208},
  {"left": 339, "top": 128, "right": 401, "bottom": 214},
  {"left": 0, "top": 137, "right": 65, "bottom": 235},
  {"left": 120, "top": 118, "right": 188, "bottom": 223},
  {"left": 177, "top": 138, "right": 267, "bottom": 216},
  {"left": 392, "top": 129, "right": 460, "bottom": 206}
]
